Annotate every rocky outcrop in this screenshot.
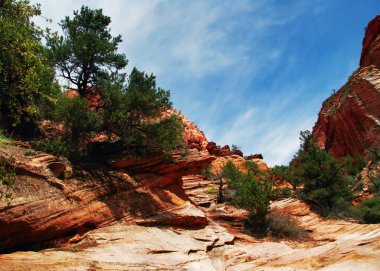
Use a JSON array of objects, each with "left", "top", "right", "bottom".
[
  {"left": 361, "top": 15, "right": 380, "bottom": 68},
  {"left": 180, "top": 112, "right": 209, "bottom": 152},
  {"left": 182, "top": 154, "right": 270, "bottom": 212},
  {"left": 0, "top": 141, "right": 211, "bottom": 252},
  {"left": 1, "top": 199, "right": 379, "bottom": 271},
  {"left": 313, "top": 16, "right": 380, "bottom": 159},
  {"left": 0, "top": 222, "right": 234, "bottom": 271},
  {"left": 206, "top": 142, "right": 243, "bottom": 157}
]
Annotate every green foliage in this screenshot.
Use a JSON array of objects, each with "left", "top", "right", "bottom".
[
  {"left": 292, "top": 130, "right": 356, "bottom": 214},
  {"left": 340, "top": 155, "right": 366, "bottom": 176},
  {"left": 223, "top": 160, "right": 272, "bottom": 228},
  {"left": 56, "top": 95, "right": 101, "bottom": 143},
  {"left": 222, "top": 160, "right": 241, "bottom": 182},
  {"left": 0, "top": 0, "right": 58, "bottom": 134},
  {"left": 369, "top": 177, "right": 380, "bottom": 196},
  {"left": 2, "top": 2, "right": 183, "bottom": 155},
  {"left": 101, "top": 68, "right": 184, "bottom": 152},
  {"left": 356, "top": 197, "right": 380, "bottom": 223},
  {"left": 31, "top": 139, "right": 70, "bottom": 157},
  {"left": 245, "top": 160, "right": 259, "bottom": 174},
  {"left": 267, "top": 211, "right": 308, "bottom": 240},
  {"left": 47, "top": 5, "right": 127, "bottom": 96},
  {"left": 23, "top": 150, "right": 36, "bottom": 156},
  {"left": 231, "top": 144, "right": 241, "bottom": 152},
  {"left": 201, "top": 165, "right": 212, "bottom": 179},
  {"left": 271, "top": 187, "right": 292, "bottom": 199},
  {"left": 368, "top": 146, "right": 380, "bottom": 162},
  {"left": 0, "top": 130, "right": 11, "bottom": 147},
  {"left": 0, "top": 158, "right": 15, "bottom": 206},
  {"left": 48, "top": 5, "right": 183, "bottom": 153},
  {"left": 270, "top": 165, "right": 301, "bottom": 190},
  {"left": 205, "top": 186, "right": 217, "bottom": 194}
]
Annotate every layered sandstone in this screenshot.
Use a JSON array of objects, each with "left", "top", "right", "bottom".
[
  {"left": 0, "top": 141, "right": 211, "bottom": 252},
  {"left": 313, "top": 16, "right": 380, "bottom": 159},
  {"left": 1, "top": 199, "right": 379, "bottom": 271}
]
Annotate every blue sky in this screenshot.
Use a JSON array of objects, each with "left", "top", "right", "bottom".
[{"left": 32, "top": 0, "right": 379, "bottom": 166}]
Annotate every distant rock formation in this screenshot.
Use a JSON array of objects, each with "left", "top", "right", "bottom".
[{"left": 312, "top": 15, "right": 380, "bottom": 159}]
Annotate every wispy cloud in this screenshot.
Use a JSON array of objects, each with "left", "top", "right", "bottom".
[{"left": 31, "top": 0, "right": 371, "bottom": 166}]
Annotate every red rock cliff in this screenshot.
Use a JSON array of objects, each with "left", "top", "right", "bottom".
[{"left": 312, "top": 15, "right": 380, "bottom": 159}]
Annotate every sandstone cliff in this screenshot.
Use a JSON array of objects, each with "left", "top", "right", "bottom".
[
  {"left": 313, "top": 15, "right": 380, "bottom": 159},
  {"left": 0, "top": 140, "right": 212, "bottom": 252}
]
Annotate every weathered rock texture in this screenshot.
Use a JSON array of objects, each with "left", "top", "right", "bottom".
[
  {"left": 361, "top": 15, "right": 380, "bottom": 68},
  {"left": 0, "top": 141, "right": 211, "bottom": 252},
  {"left": 312, "top": 16, "right": 380, "bottom": 159},
  {"left": 1, "top": 199, "right": 379, "bottom": 271}
]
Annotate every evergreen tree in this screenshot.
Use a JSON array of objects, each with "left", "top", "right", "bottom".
[
  {"left": 292, "top": 131, "right": 354, "bottom": 212},
  {"left": 47, "top": 6, "right": 183, "bottom": 152},
  {"left": 48, "top": 5, "right": 127, "bottom": 97},
  {"left": 102, "top": 68, "right": 184, "bottom": 152}
]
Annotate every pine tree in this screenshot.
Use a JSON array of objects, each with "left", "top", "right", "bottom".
[{"left": 48, "top": 5, "right": 127, "bottom": 97}]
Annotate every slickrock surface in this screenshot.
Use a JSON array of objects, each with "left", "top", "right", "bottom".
[
  {"left": 218, "top": 199, "right": 380, "bottom": 271},
  {"left": 1, "top": 199, "right": 379, "bottom": 271},
  {"left": 0, "top": 223, "right": 234, "bottom": 271},
  {"left": 313, "top": 16, "right": 380, "bottom": 158}
]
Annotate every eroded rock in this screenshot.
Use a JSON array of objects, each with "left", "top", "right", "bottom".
[{"left": 313, "top": 16, "right": 380, "bottom": 159}]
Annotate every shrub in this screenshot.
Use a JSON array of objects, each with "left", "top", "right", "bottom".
[
  {"left": 201, "top": 165, "right": 212, "bottom": 179},
  {"left": 205, "top": 186, "right": 217, "bottom": 194},
  {"left": 24, "top": 150, "right": 36, "bottom": 157},
  {"left": 270, "top": 165, "right": 301, "bottom": 191},
  {"left": 356, "top": 197, "right": 380, "bottom": 223},
  {"left": 0, "top": 158, "right": 15, "bottom": 206},
  {"left": 271, "top": 187, "right": 292, "bottom": 199},
  {"left": 231, "top": 144, "right": 241, "bottom": 152},
  {"left": 0, "top": 130, "right": 11, "bottom": 147},
  {"left": 31, "top": 139, "right": 70, "bottom": 158},
  {"left": 267, "top": 211, "right": 308, "bottom": 240},
  {"left": 223, "top": 160, "right": 272, "bottom": 231},
  {"left": 56, "top": 96, "right": 101, "bottom": 143}
]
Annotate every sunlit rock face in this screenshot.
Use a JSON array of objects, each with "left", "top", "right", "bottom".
[
  {"left": 361, "top": 15, "right": 380, "bottom": 68},
  {"left": 0, "top": 141, "right": 210, "bottom": 252},
  {"left": 313, "top": 16, "right": 380, "bottom": 159}
]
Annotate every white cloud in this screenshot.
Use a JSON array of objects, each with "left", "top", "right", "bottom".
[{"left": 31, "top": 0, "right": 324, "bottom": 166}]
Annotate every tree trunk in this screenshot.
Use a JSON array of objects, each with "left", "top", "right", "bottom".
[{"left": 217, "top": 177, "right": 224, "bottom": 203}]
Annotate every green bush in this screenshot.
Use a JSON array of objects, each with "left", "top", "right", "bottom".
[
  {"left": 24, "top": 150, "right": 36, "bottom": 156},
  {"left": 205, "top": 186, "right": 217, "bottom": 194},
  {"left": 56, "top": 95, "right": 101, "bottom": 143},
  {"left": 223, "top": 160, "right": 272, "bottom": 231},
  {"left": 31, "top": 139, "right": 70, "bottom": 157},
  {"left": 201, "top": 165, "right": 212, "bottom": 179},
  {"left": 271, "top": 187, "right": 292, "bottom": 199},
  {"left": 231, "top": 144, "right": 241, "bottom": 152},
  {"left": 0, "top": 158, "right": 15, "bottom": 206},
  {"left": 270, "top": 165, "right": 301, "bottom": 191},
  {"left": 356, "top": 197, "right": 380, "bottom": 223}
]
